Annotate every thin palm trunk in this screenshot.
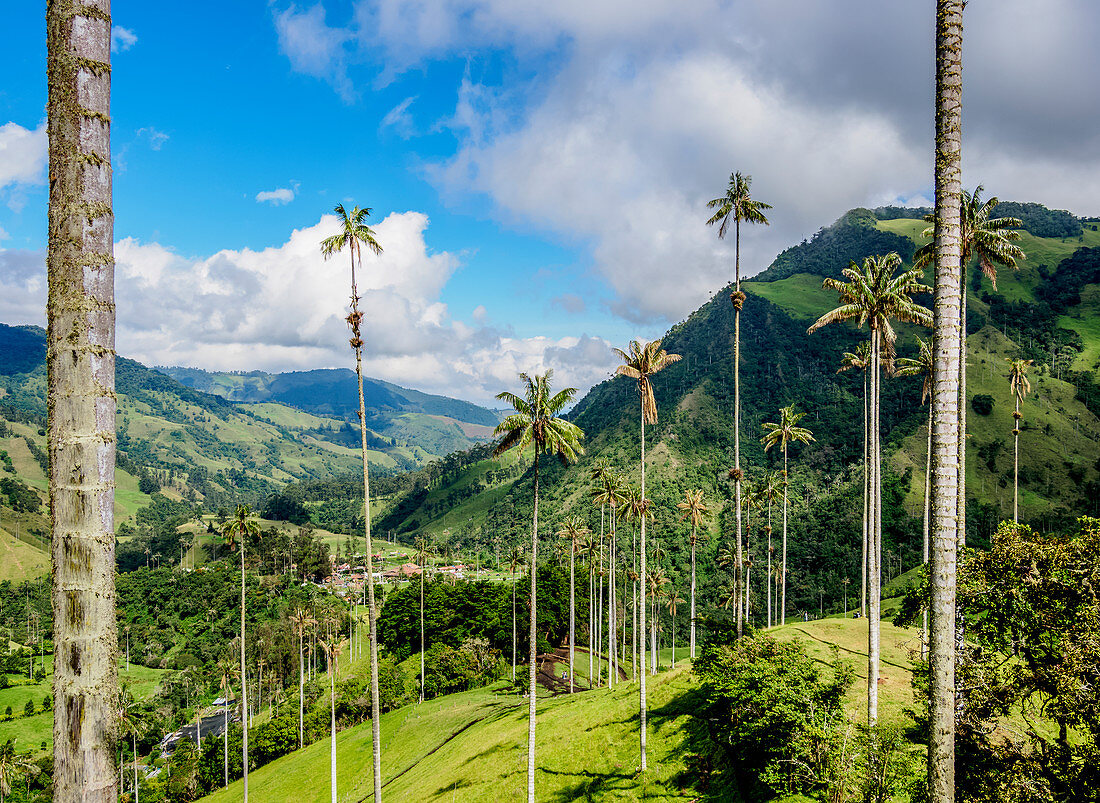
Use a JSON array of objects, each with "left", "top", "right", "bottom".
[
  {"left": 329, "top": 655, "right": 336, "bottom": 803},
  {"left": 224, "top": 696, "right": 228, "bottom": 788},
  {"left": 421, "top": 560, "right": 426, "bottom": 702},
  {"left": 588, "top": 562, "right": 593, "bottom": 689},
  {"left": 734, "top": 217, "right": 744, "bottom": 640},
  {"left": 569, "top": 538, "right": 575, "bottom": 693},
  {"left": 608, "top": 512, "right": 616, "bottom": 687},
  {"left": 639, "top": 415, "right": 649, "bottom": 771},
  {"left": 598, "top": 536, "right": 604, "bottom": 686},
  {"left": 511, "top": 564, "right": 517, "bottom": 684},
  {"left": 923, "top": 404, "right": 932, "bottom": 658},
  {"left": 240, "top": 536, "right": 249, "bottom": 800},
  {"left": 862, "top": 370, "right": 869, "bottom": 618},
  {"left": 47, "top": 2, "right": 119, "bottom": 799},
  {"left": 299, "top": 631, "right": 305, "bottom": 748},
  {"left": 526, "top": 456, "right": 540, "bottom": 803},
  {"left": 781, "top": 447, "right": 788, "bottom": 626},
  {"left": 1013, "top": 394, "right": 1020, "bottom": 523},
  {"left": 767, "top": 502, "right": 773, "bottom": 628},
  {"left": 134, "top": 733, "right": 139, "bottom": 803},
  {"left": 868, "top": 330, "right": 882, "bottom": 726},
  {"left": 929, "top": 4, "right": 964, "bottom": 799},
  {"left": 689, "top": 526, "right": 697, "bottom": 659}
]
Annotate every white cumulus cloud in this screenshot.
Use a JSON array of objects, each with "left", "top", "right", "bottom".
[
  {"left": 256, "top": 187, "right": 296, "bottom": 205},
  {"left": 0, "top": 122, "right": 48, "bottom": 192},
  {"left": 111, "top": 26, "right": 138, "bottom": 53}
]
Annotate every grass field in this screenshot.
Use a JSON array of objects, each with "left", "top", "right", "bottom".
[
  {"left": 199, "top": 617, "right": 921, "bottom": 802},
  {"left": 0, "top": 524, "right": 49, "bottom": 580}
]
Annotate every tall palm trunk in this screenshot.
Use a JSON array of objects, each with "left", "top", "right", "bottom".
[
  {"left": 639, "top": 415, "right": 649, "bottom": 771},
  {"left": 766, "top": 502, "right": 773, "bottom": 628},
  {"left": 224, "top": 695, "right": 229, "bottom": 788},
  {"left": 134, "top": 733, "right": 139, "bottom": 803},
  {"left": 526, "top": 456, "right": 541, "bottom": 803},
  {"left": 511, "top": 564, "right": 517, "bottom": 684},
  {"left": 929, "top": 3, "right": 964, "bottom": 799},
  {"left": 734, "top": 217, "right": 744, "bottom": 640},
  {"left": 240, "top": 535, "right": 249, "bottom": 799},
  {"left": 862, "top": 370, "right": 869, "bottom": 617},
  {"left": 47, "top": 2, "right": 119, "bottom": 800},
  {"left": 781, "top": 447, "right": 788, "bottom": 626},
  {"left": 349, "top": 255, "right": 383, "bottom": 801},
  {"left": 1013, "top": 394, "right": 1020, "bottom": 523},
  {"left": 868, "top": 330, "right": 882, "bottom": 726},
  {"left": 587, "top": 561, "right": 593, "bottom": 689},
  {"left": 299, "top": 630, "right": 305, "bottom": 748},
  {"left": 923, "top": 404, "right": 932, "bottom": 658},
  {"left": 608, "top": 511, "right": 616, "bottom": 687},
  {"left": 568, "top": 536, "right": 575, "bottom": 692},
  {"left": 329, "top": 654, "right": 337, "bottom": 803},
  {"left": 420, "top": 561, "right": 424, "bottom": 699},
  {"left": 689, "top": 525, "right": 697, "bottom": 659}
]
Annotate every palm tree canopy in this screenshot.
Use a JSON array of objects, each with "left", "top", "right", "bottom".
[
  {"left": 757, "top": 472, "right": 784, "bottom": 506},
  {"left": 894, "top": 338, "right": 935, "bottom": 403},
  {"left": 761, "top": 405, "right": 815, "bottom": 453},
  {"left": 614, "top": 339, "right": 682, "bottom": 425},
  {"left": 913, "top": 185, "right": 1024, "bottom": 288},
  {"left": 837, "top": 339, "right": 872, "bottom": 375},
  {"left": 1009, "top": 358, "right": 1033, "bottom": 403},
  {"left": 705, "top": 171, "right": 773, "bottom": 240},
  {"left": 556, "top": 516, "right": 590, "bottom": 550},
  {"left": 221, "top": 504, "right": 260, "bottom": 551},
  {"left": 493, "top": 370, "right": 585, "bottom": 465},
  {"left": 319, "top": 203, "right": 383, "bottom": 261},
  {"left": 808, "top": 252, "right": 932, "bottom": 368},
  {"left": 676, "top": 488, "right": 709, "bottom": 531}
]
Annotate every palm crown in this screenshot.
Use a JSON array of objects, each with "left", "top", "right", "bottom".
[
  {"left": 493, "top": 370, "right": 585, "bottom": 464},
  {"left": 706, "top": 172, "right": 772, "bottom": 241},
  {"left": 222, "top": 504, "right": 260, "bottom": 551},
  {"left": 894, "top": 338, "right": 935, "bottom": 403},
  {"left": 1009, "top": 359, "right": 1033, "bottom": 403},
  {"left": 761, "top": 405, "right": 815, "bottom": 454},
  {"left": 913, "top": 185, "right": 1024, "bottom": 288},
  {"left": 677, "top": 489, "right": 708, "bottom": 538},
  {"left": 837, "top": 339, "right": 872, "bottom": 375},
  {"left": 320, "top": 204, "right": 383, "bottom": 262},
  {"left": 614, "top": 339, "right": 682, "bottom": 425},
  {"left": 808, "top": 252, "right": 932, "bottom": 369}
]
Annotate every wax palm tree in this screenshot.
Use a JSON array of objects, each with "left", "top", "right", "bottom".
[
  {"left": 676, "top": 489, "right": 708, "bottom": 659},
  {"left": 580, "top": 532, "right": 600, "bottom": 687},
  {"left": 664, "top": 588, "right": 685, "bottom": 668},
  {"left": 414, "top": 536, "right": 434, "bottom": 702},
  {"left": 0, "top": 739, "right": 33, "bottom": 803},
  {"left": 741, "top": 486, "right": 760, "bottom": 623},
  {"left": 591, "top": 469, "right": 626, "bottom": 686},
  {"left": 218, "top": 667, "right": 232, "bottom": 788},
  {"left": 320, "top": 202, "right": 385, "bottom": 802},
  {"left": 47, "top": 3, "right": 119, "bottom": 797},
  {"left": 291, "top": 607, "right": 315, "bottom": 748},
  {"left": 756, "top": 472, "right": 782, "bottom": 628},
  {"left": 914, "top": 186, "right": 1024, "bottom": 556},
  {"left": 761, "top": 406, "right": 815, "bottom": 627},
  {"left": 707, "top": 171, "right": 771, "bottom": 641},
  {"left": 117, "top": 686, "right": 148, "bottom": 803},
  {"left": 320, "top": 640, "right": 343, "bottom": 803},
  {"left": 808, "top": 251, "right": 930, "bottom": 726},
  {"left": 929, "top": 3, "right": 965, "bottom": 796},
  {"left": 1008, "top": 359, "right": 1033, "bottom": 524},
  {"left": 614, "top": 339, "right": 680, "bottom": 770},
  {"left": 895, "top": 338, "right": 934, "bottom": 657},
  {"left": 222, "top": 504, "right": 260, "bottom": 799},
  {"left": 494, "top": 371, "right": 584, "bottom": 803},
  {"left": 557, "top": 517, "right": 589, "bottom": 693},
  {"left": 622, "top": 483, "right": 651, "bottom": 680},
  {"left": 838, "top": 340, "right": 872, "bottom": 618},
  {"left": 647, "top": 566, "right": 670, "bottom": 673}
]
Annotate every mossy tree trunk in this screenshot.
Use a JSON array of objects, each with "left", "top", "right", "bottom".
[
  {"left": 929, "top": 2, "right": 964, "bottom": 798},
  {"left": 47, "top": 1, "right": 119, "bottom": 800}
]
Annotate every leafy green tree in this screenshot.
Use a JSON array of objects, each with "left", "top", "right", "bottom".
[
  {"left": 116, "top": 687, "right": 149, "bottom": 803},
  {"left": 0, "top": 739, "right": 34, "bottom": 803},
  {"left": 707, "top": 171, "right": 772, "bottom": 641},
  {"left": 808, "top": 251, "right": 930, "bottom": 725},
  {"left": 222, "top": 503, "right": 260, "bottom": 799},
  {"left": 493, "top": 371, "right": 584, "bottom": 802},
  {"left": 320, "top": 202, "right": 386, "bottom": 803},
  {"left": 615, "top": 339, "right": 680, "bottom": 771},
  {"left": 291, "top": 607, "right": 315, "bottom": 748},
  {"left": 838, "top": 340, "right": 871, "bottom": 618},
  {"left": 414, "top": 536, "right": 434, "bottom": 701}
]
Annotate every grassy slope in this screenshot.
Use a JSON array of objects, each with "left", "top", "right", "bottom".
[
  {"left": 0, "top": 528, "right": 48, "bottom": 580},
  {"left": 199, "top": 617, "right": 919, "bottom": 803}
]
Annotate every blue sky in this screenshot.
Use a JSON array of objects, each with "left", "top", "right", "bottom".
[{"left": 3, "top": 1, "right": 1098, "bottom": 404}]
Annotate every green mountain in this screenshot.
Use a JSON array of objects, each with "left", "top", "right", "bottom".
[
  {"left": 0, "top": 325, "right": 494, "bottom": 549},
  {"left": 159, "top": 365, "right": 499, "bottom": 457},
  {"left": 351, "top": 202, "right": 1100, "bottom": 618}
]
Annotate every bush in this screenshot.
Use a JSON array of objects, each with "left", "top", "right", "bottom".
[{"left": 24, "top": 699, "right": 35, "bottom": 716}]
